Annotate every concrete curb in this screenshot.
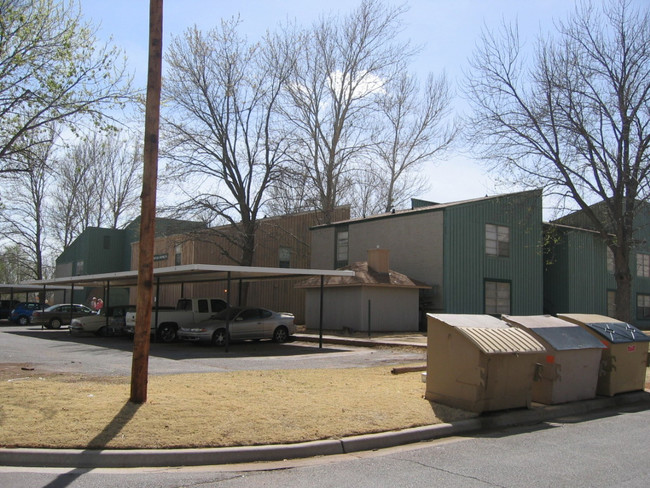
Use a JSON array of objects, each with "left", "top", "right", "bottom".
[
  {"left": 2, "top": 390, "right": 648, "bottom": 468},
  {"left": 294, "top": 333, "right": 427, "bottom": 349}
]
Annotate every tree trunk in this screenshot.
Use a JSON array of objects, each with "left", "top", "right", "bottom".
[{"left": 614, "top": 246, "right": 632, "bottom": 323}]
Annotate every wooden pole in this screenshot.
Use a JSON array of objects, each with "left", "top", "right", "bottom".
[{"left": 130, "top": 0, "right": 163, "bottom": 404}]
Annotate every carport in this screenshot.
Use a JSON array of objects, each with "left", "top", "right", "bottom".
[{"left": 23, "top": 264, "right": 355, "bottom": 349}]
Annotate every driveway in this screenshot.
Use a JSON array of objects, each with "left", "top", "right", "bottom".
[{"left": 0, "top": 323, "right": 425, "bottom": 377}]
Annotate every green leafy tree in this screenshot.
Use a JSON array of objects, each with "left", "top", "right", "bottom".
[{"left": 0, "top": 0, "right": 133, "bottom": 174}]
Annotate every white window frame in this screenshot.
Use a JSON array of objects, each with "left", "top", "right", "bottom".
[
  {"left": 636, "top": 294, "right": 650, "bottom": 320},
  {"left": 637, "top": 253, "right": 650, "bottom": 278},
  {"left": 485, "top": 224, "right": 510, "bottom": 257},
  {"left": 485, "top": 280, "right": 511, "bottom": 315}
]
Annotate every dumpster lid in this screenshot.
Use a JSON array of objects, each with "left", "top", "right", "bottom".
[
  {"left": 557, "top": 314, "right": 650, "bottom": 344},
  {"left": 457, "top": 326, "right": 546, "bottom": 355},
  {"left": 502, "top": 315, "right": 606, "bottom": 351},
  {"left": 428, "top": 314, "right": 508, "bottom": 329}
]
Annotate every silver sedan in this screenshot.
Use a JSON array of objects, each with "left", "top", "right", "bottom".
[{"left": 177, "top": 307, "right": 295, "bottom": 346}]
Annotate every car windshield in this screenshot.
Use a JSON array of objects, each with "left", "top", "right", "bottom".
[
  {"left": 210, "top": 307, "right": 242, "bottom": 321},
  {"left": 44, "top": 305, "right": 59, "bottom": 312}
]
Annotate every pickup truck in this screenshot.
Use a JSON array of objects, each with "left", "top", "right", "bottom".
[{"left": 124, "top": 298, "right": 228, "bottom": 343}]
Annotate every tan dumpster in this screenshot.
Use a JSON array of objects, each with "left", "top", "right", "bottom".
[
  {"left": 502, "top": 315, "right": 605, "bottom": 404},
  {"left": 426, "top": 314, "right": 546, "bottom": 413},
  {"left": 557, "top": 314, "right": 650, "bottom": 396}
]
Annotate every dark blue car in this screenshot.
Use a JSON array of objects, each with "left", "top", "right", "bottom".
[{"left": 10, "top": 302, "right": 45, "bottom": 325}]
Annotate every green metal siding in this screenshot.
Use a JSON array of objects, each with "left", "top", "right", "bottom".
[
  {"left": 443, "top": 190, "right": 543, "bottom": 315},
  {"left": 544, "top": 219, "right": 650, "bottom": 328}
]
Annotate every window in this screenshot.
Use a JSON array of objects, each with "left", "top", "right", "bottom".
[
  {"left": 485, "top": 224, "right": 510, "bottom": 257},
  {"left": 607, "top": 290, "right": 616, "bottom": 318},
  {"left": 279, "top": 247, "right": 291, "bottom": 268},
  {"left": 335, "top": 226, "right": 349, "bottom": 268},
  {"left": 607, "top": 248, "right": 614, "bottom": 274},
  {"left": 636, "top": 294, "right": 650, "bottom": 320},
  {"left": 103, "top": 235, "right": 111, "bottom": 250},
  {"left": 197, "top": 299, "right": 209, "bottom": 313},
  {"left": 175, "top": 244, "right": 182, "bottom": 266},
  {"left": 485, "top": 281, "right": 511, "bottom": 315},
  {"left": 637, "top": 253, "right": 650, "bottom": 277}
]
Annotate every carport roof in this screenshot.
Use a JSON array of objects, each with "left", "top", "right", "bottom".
[
  {"left": 0, "top": 284, "right": 73, "bottom": 293},
  {"left": 20, "top": 264, "right": 356, "bottom": 288}
]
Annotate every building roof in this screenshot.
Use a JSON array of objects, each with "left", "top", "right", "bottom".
[
  {"left": 296, "top": 261, "right": 430, "bottom": 289},
  {"left": 311, "top": 189, "right": 542, "bottom": 229}
]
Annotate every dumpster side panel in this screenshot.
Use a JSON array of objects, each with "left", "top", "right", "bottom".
[
  {"left": 426, "top": 321, "right": 485, "bottom": 411},
  {"left": 545, "top": 349, "right": 601, "bottom": 403},
  {"left": 597, "top": 343, "right": 649, "bottom": 396}
]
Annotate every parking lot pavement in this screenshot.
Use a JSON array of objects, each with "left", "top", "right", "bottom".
[{"left": 0, "top": 323, "right": 426, "bottom": 377}]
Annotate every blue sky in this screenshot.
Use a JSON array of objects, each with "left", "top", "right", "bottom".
[{"left": 79, "top": 0, "right": 604, "bottom": 208}]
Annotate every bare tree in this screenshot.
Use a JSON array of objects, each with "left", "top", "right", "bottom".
[
  {"left": 49, "top": 132, "right": 142, "bottom": 249},
  {"left": 0, "top": 130, "right": 55, "bottom": 280},
  {"left": 0, "top": 0, "right": 133, "bottom": 174},
  {"left": 162, "top": 19, "right": 292, "bottom": 266},
  {"left": 371, "top": 72, "right": 457, "bottom": 213},
  {"left": 280, "top": 0, "right": 414, "bottom": 223},
  {"left": 465, "top": 0, "right": 650, "bottom": 322}
]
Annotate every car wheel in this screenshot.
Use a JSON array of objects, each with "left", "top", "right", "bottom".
[
  {"left": 97, "top": 326, "right": 113, "bottom": 337},
  {"left": 272, "top": 326, "right": 290, "bottom": 343},
  {"left": 49, "top": 318, "right": 62, "bottom": 329},
  {"left": 157, "top": 324, "right": 177, "bottom": 343},
  {"left": 18, "top": 316, "right": 29, "bottom": 326},
  {"left": 212, "top": 328, "right": 227, "bottom": 347}
]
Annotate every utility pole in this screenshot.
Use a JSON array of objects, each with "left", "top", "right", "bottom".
[{"left": 130, "top": 0, "right": 163, "bottom": 404}]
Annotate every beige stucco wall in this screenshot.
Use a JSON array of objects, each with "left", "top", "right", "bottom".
[
  {"left": 304, "top": 286, "right": 420, "bottom": 332},
  {"left": 310, "top": 226, "right": 337, "bottom": 270},
  {"left": 310, "top": 211, "right": 445, "bottom": 310}
]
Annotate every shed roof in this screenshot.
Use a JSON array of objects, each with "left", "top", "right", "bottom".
[{"left": 296, "top": 261, "right": 430, "bottom": 289}]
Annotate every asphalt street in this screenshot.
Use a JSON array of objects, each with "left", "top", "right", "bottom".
[{"left": 0, "top": 323, "right": 425, "bottom": 375}]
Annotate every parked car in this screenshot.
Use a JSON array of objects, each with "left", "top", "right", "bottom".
[
  {"left": 177, "top": 306, "right": 295, "bottom": 346},
  {"left": 124, "top": 298, "right": 228, "bottom": 343},
  {"left": 0, "top": 299, "right": 20, "bottom": 319},
  {"left": 31, "top": 304, "right": 96, "bottom": 329},
  {"left": 10, "top": 302, "right": 46, "bottom": 325},
  {"left": 69, "top": 305, "right": 136, "bottom": 336}
]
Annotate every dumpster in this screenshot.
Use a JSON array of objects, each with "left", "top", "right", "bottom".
[
  {"left": 502, "top": 315, "right": 605, "bottom": 404},
  {"left": 426, "top": 314, "right": 546, "bottom": 413},
  {"left": 557, "top": 314, "right": 650, "bottom": 396}
]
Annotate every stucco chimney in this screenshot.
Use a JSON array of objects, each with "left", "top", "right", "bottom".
[{"left": 367, "top": 248, "right": 389, "bottom": 274}]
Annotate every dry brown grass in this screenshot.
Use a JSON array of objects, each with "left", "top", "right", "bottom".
[
  {"left": 0, "top": 365, "right": 475, "bottom": 450},
  {"left": 2, "top": 365, "right": 648, "bottom": 450}
]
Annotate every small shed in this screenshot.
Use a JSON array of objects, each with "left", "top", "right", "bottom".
[
  {"left": 557, "top": 314, "right": 650, "bottom": 396},
  {"left": 298, "top": 249, "right": 429, "bottom": 332},
  {"left": 502, "top": 315, "right": 605, "bottom": 404},
  {"left": 426, "top": 314, "right": 546, "bottom": 413}
]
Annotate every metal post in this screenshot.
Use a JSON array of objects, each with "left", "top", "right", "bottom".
[
  {"left": 153, "top": 277, "right": 160, "bottom": 343},
  {"left": 104, "top": 281, "right": 111, "bottom": 329},
  {"left": 368, "top": 299, "right": 372, "bottom": 338},
  {"left": 319, "top": 275, "right": 324, "bottom": 349},
  {"left": 226, "top": 272, "right": 231, "bottom": 353}
]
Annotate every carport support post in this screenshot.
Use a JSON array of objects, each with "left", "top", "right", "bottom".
[
  {"left": 225, "top": 272, "right": 231, "bottom": 353},
  {"left": 368, "top": 299, "right": 371, "bottom": 338},
  {"left": 319, "top": 275, "right": 324, "bottom": 349},
  {"left": 131, "top": 0, "right": 163, "bottom": 405}
]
